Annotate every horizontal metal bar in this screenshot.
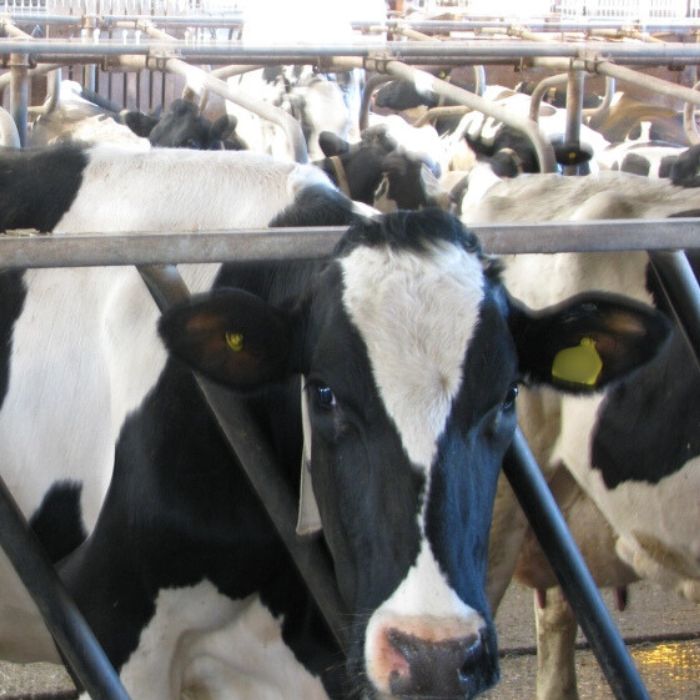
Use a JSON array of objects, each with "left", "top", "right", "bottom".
[
  {"left": 1, "top": 38, "right": 700, "bottom": 61},
  {"left": 0, "top": 218, "right": 698, "bottom": 269},
  {"left": 5, "top": 14, "right": 700, "bottom": 34}
]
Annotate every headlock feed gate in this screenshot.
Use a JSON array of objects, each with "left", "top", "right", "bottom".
[{"left": 0, "top": 2, "right": 697, "bottom": 699}]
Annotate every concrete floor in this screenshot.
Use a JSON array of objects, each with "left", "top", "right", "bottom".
[{"left": 0, "top": 579, "right": 698, "bottom": 699}]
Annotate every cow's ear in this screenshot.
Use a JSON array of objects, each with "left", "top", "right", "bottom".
[
  {"left": 511, "top": 293, "right": 671, "bottom": 393},
  {"left": 209, "top": 115, "right": 236, "bottom": 142},
  {"left": 158, "top": 290, "right": 298, "bottom": 389},
  {"left": 121, "top": 110, "right": 159, "bottom": 138},
  {"left": 319, "top": 131, "right": 349, "bottom": 157}
]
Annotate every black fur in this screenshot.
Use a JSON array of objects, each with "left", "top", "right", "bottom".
[{"left": 0, "top": 144, "right": 86, "bottom": 232}]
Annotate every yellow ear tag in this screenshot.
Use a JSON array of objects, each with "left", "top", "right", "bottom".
[
  {"left": 225, "top": 332, "right": 244, "bottom": 353},
  {"left": 551, "top": 337, "right": 603, "bottom": 386}
]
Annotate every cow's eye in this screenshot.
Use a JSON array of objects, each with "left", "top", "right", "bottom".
[
  {"left": 310, "top": 383, "right": 336, "bottom": 411},
  {"left": 503, "top": 384, "right": 518, "bottom": 411}
]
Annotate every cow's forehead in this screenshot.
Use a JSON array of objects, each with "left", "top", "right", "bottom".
[{"left": 340, "top": 242, "right": 486, "bottom": 470}]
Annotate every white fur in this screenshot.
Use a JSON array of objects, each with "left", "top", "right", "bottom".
[
  {"left": 364, "top": 543, "right": 485, "bottom": 694},
  {"left": 0, "top": 146, "right": 334, "bottom": 666},
  {"left": 341, "top": 240, "right": 488, "bottom": 692},
  {"left": 29, "top": 80, "right": 150, "bottom": 149},
  {"left": 79, "top": 582, "right": 328, "bottom": 700},
  {"left": 341, "top": 242, "right": 485, "bottom": 472},
  {"left": 596, "top": 141, "right": 685, "bottom": 178},
  {"left": 469, "top": 169, "right": 700, "bottom": 700}
]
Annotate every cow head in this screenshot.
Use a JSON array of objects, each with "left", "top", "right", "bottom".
[
  {"left": 316, "top": 130, "right": 450, "bottom": 212},
  {"left": 122, "top": 99, "right": 247, "bottom": 150},
  {"left": 159, "top": 208, "right": 669, "bottom": 699}
]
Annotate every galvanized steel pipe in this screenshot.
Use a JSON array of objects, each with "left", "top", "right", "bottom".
[
  {"left": 564, "top": 67, "right": 585, "bottom": 175},
  {"left": 9, "top": 52, "right": 29, "bottom": 147},
  {"left": 1, "top": 218, "right": 698, "bottom": 270},
  {"left": 381, "top": 60, "right": 558, "bottom": 173},
  {"left": 112, "top": 54, "right": 308, "bottom": 163},
  {"left": 505, "top": 430, "right": 651, "bottom": 700},
  {"left": 528, "top": 72, "right": 569, "bottom": 122}
]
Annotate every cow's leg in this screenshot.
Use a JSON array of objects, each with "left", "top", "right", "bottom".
[{"left": 534, "top": 586, "right": 579, "bottom": 700}]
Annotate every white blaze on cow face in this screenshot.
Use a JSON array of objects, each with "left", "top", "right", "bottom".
[
  {"left": 340, "top": 240, "right": 488, "bottom": 691},
  {"left": 341, "top": 241, "right": 485, "bottom": 472}
]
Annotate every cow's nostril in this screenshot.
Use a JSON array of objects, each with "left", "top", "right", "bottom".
[
  {"left": 387, "top": 628, "right": 485, "bottom": 696},
  {"left": 459, "top": 633, "right": 485, "bottom": 681}
]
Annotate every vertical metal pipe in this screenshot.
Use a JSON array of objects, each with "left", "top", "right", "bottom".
[
  {"left": 9, "top": 52, "right": 29, "bottom": 147},
  {"left": 564, "top": 66, "right": 584, "bottom": 175},
  {"left": 504, "top": 429, "right": 650, "bottom": 700},
  {"left": 0, "top": 475, "right": 131, "bottom": 700}
]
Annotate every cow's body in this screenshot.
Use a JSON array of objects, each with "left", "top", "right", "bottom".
[
  {"left": 0, "top": 143, "right": 329, "bottom": 665},
  {"left": 463, "top": 170, "right": 700, "bottom": 699},
  {"left": 0, "top": 144, "right": 671, "bottom": 699},
  {"left": 29, "top": 80, "right": 150, "bottom": 148},
  {"left": 596, "top": 139, "right": 686, "bottom": 178}
]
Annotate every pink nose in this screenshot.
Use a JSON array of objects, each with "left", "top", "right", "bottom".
[{"left": 383, "top": 627, "right": 485, "bottom": 697}]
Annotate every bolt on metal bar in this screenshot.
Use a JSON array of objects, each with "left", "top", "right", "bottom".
[
  {"left": 504, "top": 429, "right": 651, "bottom": 700},
  {"left": 0, "top": 474, "right": 131, "bottom": 700},
  {"left": 138, "top": 264, "right": 349, "bottom": 654}
]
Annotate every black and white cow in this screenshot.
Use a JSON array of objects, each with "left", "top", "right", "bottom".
[
  {"left": 462, "top": 170, "right": 700, "bottom": 700},
  {"left": 29, "top": 79, "right": 150, "bottom": 148},
  {"left": 0, "top": 144, "right": 672, "bottom": 699},
  {"left": 315, "top": 128, "right": 451, "bottom": 212},
  {"left": 596, "top": 139, "right": 686, "bottom": 179},
  {"left": 121, "top": 98, "right": 248, "bottom": 151}
]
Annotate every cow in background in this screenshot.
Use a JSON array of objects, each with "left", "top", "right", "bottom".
[
  {"left": 29, "top": 79, "right": 150, "bottom": 148},
  {"left": 121, "top": 98, "right": 248, "bottom": 150},
  {"left": 462, "top": 170, "right": 700, "bottom": 700}
]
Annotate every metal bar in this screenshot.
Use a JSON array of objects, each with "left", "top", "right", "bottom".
[
  {"left": 163, "top": 57, "right": 309, "bottom": 164},
  {"left": 592, "top": 60, "right": 700, "bottom": 108},
  {"left": 359, "top": 72, "right": 392, "bottom": 131},
  {"left": 111, "top": 54, "right": 308, "bottom": 163},
  {"left": 1, "top": 39, "right": 700, "bottom": 62},
  {"left": 504, "top": 429, "right": 651, "bottom": 700},
  {"left": 649, "top": 250, "right": 700, "bottom": 371},
  {"left": 381, "top": 60, "right": 558, "bottom": 173},
  {"left": 7, "top": 14, "right": 700, "bottom": 33},
  {"left": 9, "top": 52, "right": 29, "bottom": 147},
  {"left": 0, "top": 474, "right": 131, "bottom": 700},
  {"left": 564, "top": 67, "right": 585, "bottom": 175},
  {"left": 0, "top": 218, "right": 699, "bottom": 270},
  {"left": 137, "top": 264, "right": 349, "bottom": 653},
  {"left": 583, "top": 75, "right": 616, "bottom": 121},
  {"left": 528, "top": 71, "right": 569, "bottom": 122}
]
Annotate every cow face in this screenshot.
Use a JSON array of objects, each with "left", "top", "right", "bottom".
[
  {"left": 123, "top": 99, "right": 247, "bottom": 151},
  {"left": 159, "top": 209, "right": 669, "bottom": 699},
  {"left": 317, "top": 131, "right": 449, "bottom": 212}
]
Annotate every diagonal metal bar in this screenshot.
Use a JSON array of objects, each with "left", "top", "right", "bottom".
[
  {"left": 504, "top": 429, "right": 650, "bottom": 700},
  {"left": 0, "top": 476, "right": 131, "bottom": 700},
  {"left": 648, "top": 250, "right": 700, "bottom": 372},
  {"left": 138, "top": 264, "right": 349, "bottom": 654}
]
